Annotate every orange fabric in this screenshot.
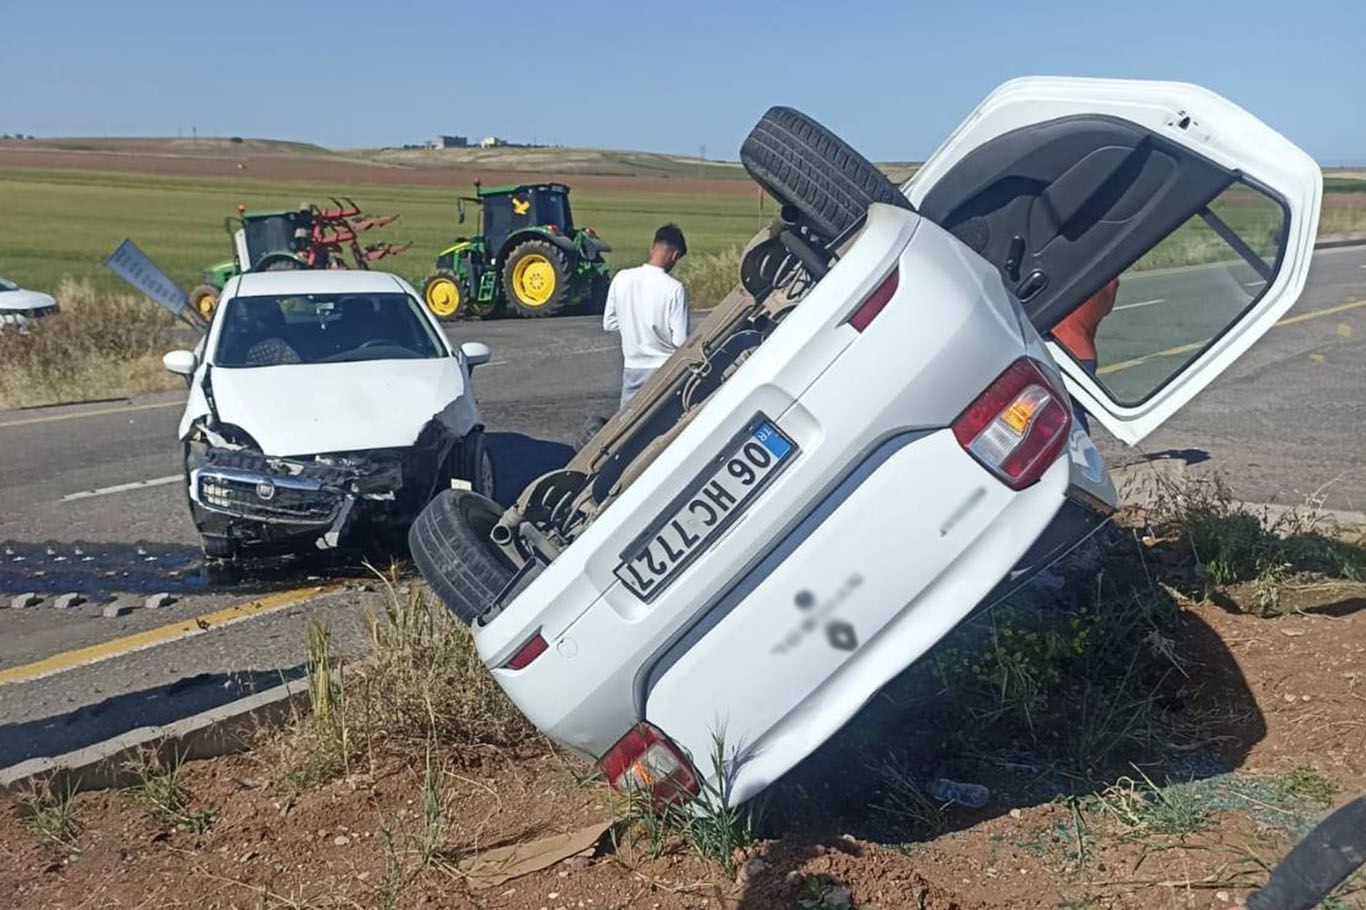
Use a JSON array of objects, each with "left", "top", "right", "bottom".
[{"left": 1053, "top": 277, "right": 1119, "bottom": 362}]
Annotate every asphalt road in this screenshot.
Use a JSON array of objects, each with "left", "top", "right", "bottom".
[{"left": 1, "top": 244, "right": 1362, "bottom": 766}]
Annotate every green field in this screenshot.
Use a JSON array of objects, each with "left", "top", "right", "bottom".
[{"left": 0, "top": 167, "right": 773, "bottom": 302}]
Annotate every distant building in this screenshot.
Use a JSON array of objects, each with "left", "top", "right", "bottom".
[
  {"left": 427, "top": 135, "right": 467, "bottom": 149},
  {"left": 479, "top": 136, "right": 507, "bottom": 149}
]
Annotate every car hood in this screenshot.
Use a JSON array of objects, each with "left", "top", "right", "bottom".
[
  {"left": 0, "top": 289, "right": 57, "bottom": 312},
  {"left": 208, "top": 358, "right": 467, "bottom": 456}
]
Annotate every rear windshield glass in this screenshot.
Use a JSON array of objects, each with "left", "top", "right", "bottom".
[{"left": 214, "top": 292, "right": 446, "bottom": 368}]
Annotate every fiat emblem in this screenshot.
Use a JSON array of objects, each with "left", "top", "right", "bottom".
[{"left": 255, "top": 479, "right": 277, "bottom": 501}]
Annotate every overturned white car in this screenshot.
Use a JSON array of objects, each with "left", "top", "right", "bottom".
[
  {"left": 166, "top": 270, "right": 494, "bottom": 559},
  {"left": 411, "top": 78, "right": 1321, "bottom": 806}
]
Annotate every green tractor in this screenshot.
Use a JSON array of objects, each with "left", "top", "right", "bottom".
[
  {"left": 189, "top": 200, "right": 406, "bottom": 319},
  {"left": 420, "top": 182, "right": 611, "bottom": 320}
]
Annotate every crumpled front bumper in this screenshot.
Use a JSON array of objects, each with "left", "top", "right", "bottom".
[{"left": 190, "top": 448, "right": 405, "bottom": 548}]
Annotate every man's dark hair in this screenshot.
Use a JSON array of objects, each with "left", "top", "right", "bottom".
[{"left": 653, "top": 223, "right": 687, "bottom": 257}]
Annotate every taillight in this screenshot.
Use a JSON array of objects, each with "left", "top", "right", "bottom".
[
  {"left": 952, "top": 358, "right": 1071, "bottom": 490},
  {"left": 598, "top": 723, "right": 699, "bottom": 805},
  {"left": 503, "top": 631, "right": 548, "bottom": 670},
  {"left": 846, "top": 268, "right": 899, "bottom": 332}
]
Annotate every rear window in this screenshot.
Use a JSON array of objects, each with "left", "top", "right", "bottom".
[{"left": 214, "top": 292, "right": 446, "bottom": 368}]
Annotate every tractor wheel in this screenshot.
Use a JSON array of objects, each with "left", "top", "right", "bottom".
[
  {"left": 189, "top": 284, "right": 220, "bottom": 319},
  {"left": 258, "top": 254, "right": 304, "bottom": 272},
  {"left": 422, "top": 269, "right": 468, "bottom": 321},
  {"left": 502, "top": 240, "right": 570, "bottom": 318}
]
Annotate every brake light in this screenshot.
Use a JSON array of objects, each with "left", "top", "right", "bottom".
[
  {"left": 599, "top": 723, "right": 699, "bottom": 805},
  {"left": 503, "top": 632, "right": 548, "bottom": 670},
  {"left": 846, "top": 268, "right": 899, "bottom": 332},
  {"left": 952, "top": 358, "right": 1071, "bottom": 490}
]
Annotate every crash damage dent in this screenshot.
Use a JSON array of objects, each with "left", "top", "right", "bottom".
[{"left": 183, "top": 393, "right": 480, "bottom": 551}]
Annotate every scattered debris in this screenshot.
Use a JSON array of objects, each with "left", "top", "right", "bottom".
[{"left": 458, "top": 821, "right": 611, "bottom": 889}]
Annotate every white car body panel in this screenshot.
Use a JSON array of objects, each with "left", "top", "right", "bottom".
[
  {"left": 206, "top": 359, "right": 476, "bottom": 456},
  {"left": 0, "top": 286, "right": 59, "bottom": 331},
  {"left": 907, "top": 76, "right": 1322, "bottom": 445}
]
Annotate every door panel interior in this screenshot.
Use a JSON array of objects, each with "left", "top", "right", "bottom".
[{"left": 917, "top": 115, "right": 1236, "bottom": 332}]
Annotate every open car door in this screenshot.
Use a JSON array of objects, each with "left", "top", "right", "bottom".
[{"left": 907, "top": 77, "right": 1321, "bottom": 445}]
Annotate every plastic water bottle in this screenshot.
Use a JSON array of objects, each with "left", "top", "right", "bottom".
[{"left": 925, "top": 778, "right": 990, "bottom": 808}]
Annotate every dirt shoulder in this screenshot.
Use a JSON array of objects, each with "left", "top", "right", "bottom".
[{"left": 3, "top": 500, "right": 1364, "bottom": 909}]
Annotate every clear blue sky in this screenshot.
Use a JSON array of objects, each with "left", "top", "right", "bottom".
[{"left": 3, "top": 0, "right": 1362, "bottom": 164}]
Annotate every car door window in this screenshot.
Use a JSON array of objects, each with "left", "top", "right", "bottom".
[{"left": 1050, "top": 181, "right": 1287, "bottom": 405}]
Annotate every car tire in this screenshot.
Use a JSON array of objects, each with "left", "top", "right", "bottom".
[
  {"left": 740, "top": 106, "right": 913, "bottom": 240},
  {"left": 503, "top": 240, "right": 570, "bottom": 317},
  {"left": 459, "top": 429, "right": 496, "bottom": 499},
  {"left": 409, "top": 489, "right": 516, "bottom": 625}
]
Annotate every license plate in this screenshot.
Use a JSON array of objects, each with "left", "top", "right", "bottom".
[{"left": 614, "top": 417, "right": 795, "bottom": 601}]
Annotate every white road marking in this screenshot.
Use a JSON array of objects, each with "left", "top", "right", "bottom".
[
  {"left": 1114, "top": 298, "right": 1167, "bottom": 312},
  {"left": 61, "top": 474, "right": 181, "bottom": 502}
]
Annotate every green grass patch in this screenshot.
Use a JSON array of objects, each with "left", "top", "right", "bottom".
[{"left": 0, "top": 166, "right": 770, "bottom": 302}]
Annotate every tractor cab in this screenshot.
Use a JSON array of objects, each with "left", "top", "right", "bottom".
[
  {"left": 478, "top": 183, "right": 575, "bottom": 254},
  {"left": 236, "top": 207, "right": 318, "bottom": 271}
]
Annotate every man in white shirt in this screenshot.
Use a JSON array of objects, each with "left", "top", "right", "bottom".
[{"left": 603, "top": 224, "right": 689, "bottom": 405}]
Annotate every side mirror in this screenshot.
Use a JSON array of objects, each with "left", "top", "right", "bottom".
[
  {"left": 460, "top": 341, "right": 491, "bottom": 368},
  {"left": 162, "top": 349, "right": 198, "bottom": 376}
]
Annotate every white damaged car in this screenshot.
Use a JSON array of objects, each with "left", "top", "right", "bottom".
[
  {"left": 410, "top": 78, "right": 1321, "bottom": 805},
  {"left": 0, "top": 276, "right": 60, "bottom": 332},
  {"left": 165, "top": 270, "right": 494, "bottom": 560}
]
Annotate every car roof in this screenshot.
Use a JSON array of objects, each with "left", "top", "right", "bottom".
[{"left": 231, "top": 270, "right": 406, "bottom": 297}]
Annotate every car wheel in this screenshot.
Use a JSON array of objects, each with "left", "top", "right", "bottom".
[
  {"left": 460, "top": 429, "right": 496, "bottom": 499},
  {"left": 503, "top": 240, "right": 570, "bottom": 317},
  {"left": 408, "top": 490, "right": 516, "bottom": 625},
  {"left": 740, "top": 106, "right": 913, "bottom": 240}
]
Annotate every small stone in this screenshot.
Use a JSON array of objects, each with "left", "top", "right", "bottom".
[
  {"left": 333, "top": 835, "right": 350, "bottom": 846},
  {"left": 103, "top": 603, "right": 134, "bottom": 618},
  {"left": 548, "top": 893, "right": 560, "bottom": 900},
  {"left": 10, "top": 592, "right": 41, "bottom": 609},
  {"left": 825, "top": 886, "right": 853, "bottom": 908},
  {"left": 736, "top": 857, "right": 767, "bottom": 883},
  {"left": 144, "top": 592, "right": 176, "bottom": 610},
  {"left": 1009, "top": 808, "right": 1023, "bottom": 819},
  {"left": 54, "top": 593, "right": 85, "bottom": 610},
  {"left": 1216, "top": 892, "right": 1230, "bottom": 903},
  {"left": 1284, "top": 693, "right": 1297, "bottom": 703}
]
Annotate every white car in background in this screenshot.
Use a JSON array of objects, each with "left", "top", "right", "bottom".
[
  {"left": 0, "top": 276, "right": 60, "bottom": 332},
  {"left": 165, "top": 270, "right": 495, "bottom": 560},
  {"left": 410, "top": 78, "right": 1321, "bottom": 806}
]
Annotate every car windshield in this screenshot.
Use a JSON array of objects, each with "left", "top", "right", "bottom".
[
  {"left": 0, "top": 277, "right": 18, "bottom": 292},
  {"left": 214, "top": 292, "right": 446, "bottom": 368}
]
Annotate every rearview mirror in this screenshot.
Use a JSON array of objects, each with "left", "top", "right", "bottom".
[
  {"left": 162, "top": 350, "right": 198, "bottom": 376},
  {"left": 460, "top": 341, "right": 491, "bottom": 367}
]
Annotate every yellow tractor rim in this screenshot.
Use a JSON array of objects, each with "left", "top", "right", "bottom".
[
  {"left": 510, "top": 254, "right": 556, "bottom": 306},
  {"left": 426, "top": 277, "right": 461, "bottom": 317},
  {"left": 196, "top": 292, "right": 217, "bottom": 319}
]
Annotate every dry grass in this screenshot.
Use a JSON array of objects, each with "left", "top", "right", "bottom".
[
  {"left": 1319, "top": 193, "right": 1366, "bottom": 238},
  {"left": 265, "top": 566, "right": 535, "bottom": 791},
  {"left": 0, "top": 278, "right": 183, "bottom": 409},
  {"left": 677, "top": 245, "right": 743, "bottom": 309}
]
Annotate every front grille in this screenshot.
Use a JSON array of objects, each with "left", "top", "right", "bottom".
[{"left": 198, "top": 470, "right": 341, "bottom": 525}]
